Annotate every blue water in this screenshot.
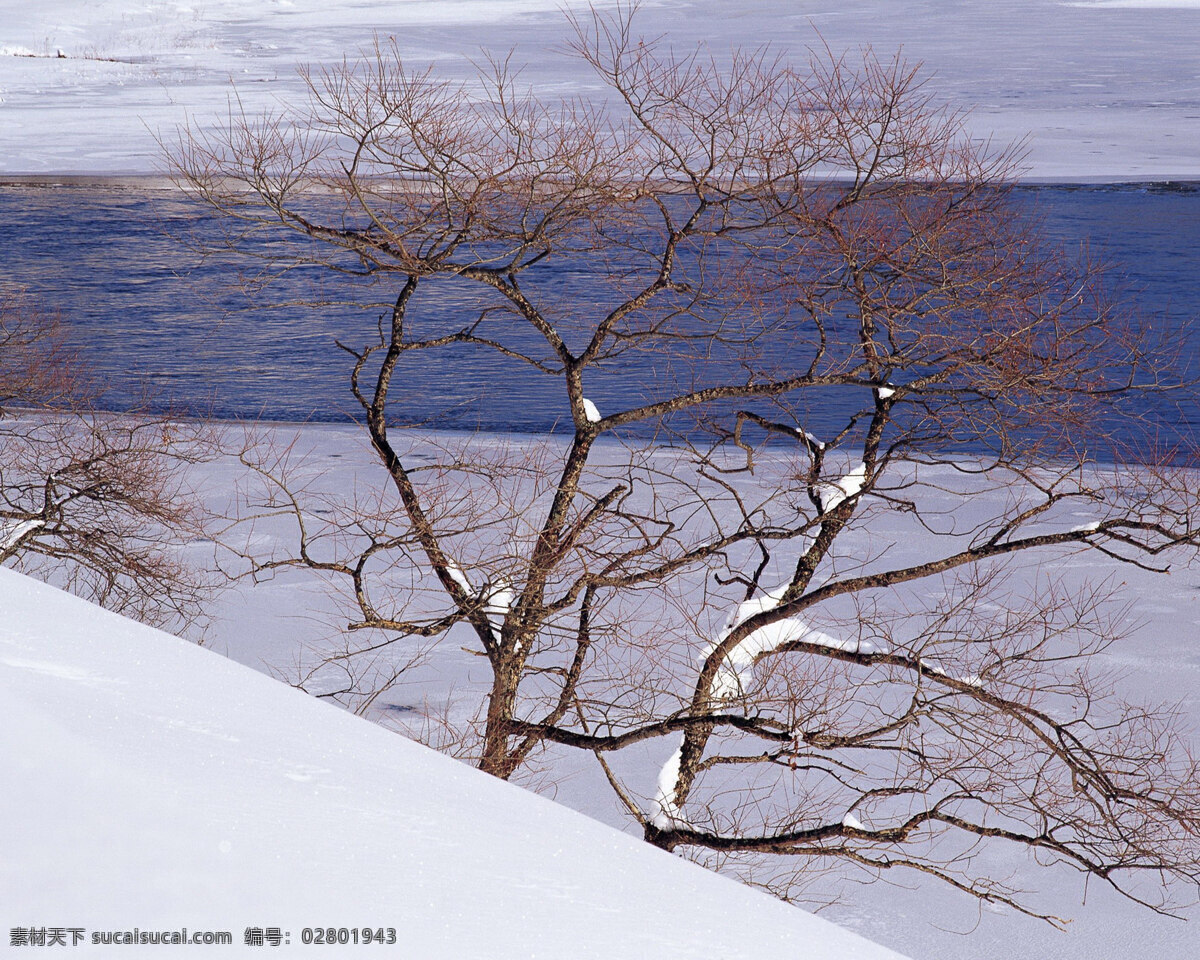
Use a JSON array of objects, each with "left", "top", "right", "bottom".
[{"left": 1, "top": 181, "right": 1197, "bottom": 451}]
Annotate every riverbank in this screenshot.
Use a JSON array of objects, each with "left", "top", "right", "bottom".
[{"left": 5, "top": 408, "right": 1199, "bottom": 958}]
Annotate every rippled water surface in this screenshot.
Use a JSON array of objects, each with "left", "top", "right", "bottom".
[{"left": 1, "top": 182, "right": 1197, "bottom": 450}]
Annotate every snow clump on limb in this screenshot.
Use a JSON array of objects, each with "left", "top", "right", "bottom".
[
  {"left": 0, "top": 518, "right": 44, "bottom": 555},
  {"left": 707, "top": 581, "right": 789, "bottom": 698},
  {"left": 815, "top": 462, "right": 867, "bottom": 514},
  {"left": 649, "top": 741, "right": 684, "bottom": 829},
  {"left": 794, "top": 426, "right": 825, "bottom": 450},
  {"left": 582, "top": 398, "right": 602, "bottom": 423},
  {"left": 483, "top": 578, "right": 517, "bottom": 642},
  {"left": 707, "top": 581, "right": 874, "bottom": 700},
  {"left": 442, "top": 558, "right": 518, "bottom": 644},
  {"left": 443, "top": 557, "right": 473, "bottom": 595}
]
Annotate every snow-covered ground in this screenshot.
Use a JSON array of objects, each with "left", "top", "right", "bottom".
[
  {"left": 0, "top": 564, "right": 911, "bottom": 960},
  {"left": 0, "top": 0, "right": 1198, "bottom": 179},
  {"left": 5, "top": 420, "right": 1200, "bottom": 959},
  {"left": 184, "top": 424, "right": 1200, "bottom": 960},
  {"left": 189, "top": 427, "right": 1200, "bottom": 960}
]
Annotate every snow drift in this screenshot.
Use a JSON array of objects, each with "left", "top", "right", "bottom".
[{"left": 0, "top": 567, "right": 909, "bottom": 959}]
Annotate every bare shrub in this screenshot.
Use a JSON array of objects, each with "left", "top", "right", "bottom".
[{"left": 1, "top": 287, "right": 221, "bottom": 633}]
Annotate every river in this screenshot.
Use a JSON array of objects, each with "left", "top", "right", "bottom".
[{"left": 1, "top": 180, "right": 1197, "bottom": 453}]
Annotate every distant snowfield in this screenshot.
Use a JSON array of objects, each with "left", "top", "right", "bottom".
[
  {"left": 0, "top": 565, "right": 910, "bottom": 960},
  {"left": 1067, "top": 2, "right": 1200, "bottom": 7},
  {"left": 0, "top": 0, "right": 1198, "bottom": 179}
]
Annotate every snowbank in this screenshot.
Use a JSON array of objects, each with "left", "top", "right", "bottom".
[{"left": 0, "top": 566, "right": 910, "bottom": 959}]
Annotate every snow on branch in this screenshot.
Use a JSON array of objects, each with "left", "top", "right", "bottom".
[
  {"left": 483, "top": 578, "right": 517, "bottom": 643},
  {"left": 443, "top": 557, "right": 474, "bottom": 595},
  {"left": 0, "top": 518, "right": 44, "bottom": 555},
  {"left": 442, "top": 556, "right": 517, "bottom": 644},
  {"left": 815, "top": 462, "right": 867, "bottom": 514},
  {"left": 708, "top": 581, "right": 879, "bottom": 700},
  {"left": 648, "top": 741, "right": 684, "bottom": 829},
  {"left": 794, "top": 426, "right": 825, "bottom": 451}
]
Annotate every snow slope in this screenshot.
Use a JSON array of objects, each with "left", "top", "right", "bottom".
[
  {"left": 0, "top": 566, "right": 910, "bottom": 960},
  {"left": 0, "top": 0, "right": 1198, "bottom": 178}
]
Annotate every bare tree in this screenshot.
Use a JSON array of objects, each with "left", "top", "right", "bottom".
[
  {"left": 170, "top": 5, "right": 1200, "bottom": 922},
  {"left": 1, "top": 286, "right": 220, "bottom": 632}
]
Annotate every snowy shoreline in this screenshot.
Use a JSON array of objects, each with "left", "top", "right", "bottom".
[
  {"left": 4, "top": 414, "right": 1200, "bottom": 960},
  {"left": 194, "top": 422, "right": 1200, "bottom": 960},
  {"left": 3, "top": 1, "right": 1200, "bottom": 180}
]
